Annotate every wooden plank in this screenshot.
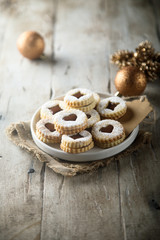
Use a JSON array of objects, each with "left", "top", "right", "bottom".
[
  {"left": 0, "top": 1, "right": 56, "bottom": 239},
  {"left": 0, "top": 0, "right": 159, "bottom": 240},
  {"left": 41, "top": 0, "right": 124, "bottom": 239},
  {"left": 41, "top": 0, "right": 160, "bottom": 239},
  {"left": 41, "top": 165, "right": 124, "bottom": 240},
  {"left": 51, "top": 0, "right": 111, "bottom": 96},
  {"left": 119, "top": 144, "right": 160, "bottom": 240},
  {"left": 115, "top": 0, "right": 160, "bottom": 239},
  {"left": 106, "top": 0, "right": 160, "bottom": 93}
]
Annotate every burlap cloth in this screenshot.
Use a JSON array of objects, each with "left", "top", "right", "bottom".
[{"left": 6, "top": 121, "right": 152, "bottom": 176}]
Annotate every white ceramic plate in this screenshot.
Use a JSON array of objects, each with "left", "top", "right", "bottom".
[{"left": 30, "top": 93, "right": 139, "bottom": 162}]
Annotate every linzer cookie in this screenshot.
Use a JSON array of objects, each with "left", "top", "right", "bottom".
[
  {"left": 60, "top": 130, "right": 94, "bottom": 153},
  {"left": 53, "top": 109, "right": 88, "bottom": 135},
  {"left": 92, "top": 119, "right": 125, "bottom": 148},
  {"left": 64, "top": 88, "right": 94, "bottom": 107},
  {"left": 36, "top": 119, "right": 61, "bottom": 143},
  {"left": 40, "top": 100, "right": 64, "bottom": 120},
  {"left": 97, "top": 96, "right": 127, "bottom": 119},
  {"left": 86, "top": 109, "right": 100, "bottom": 128}
]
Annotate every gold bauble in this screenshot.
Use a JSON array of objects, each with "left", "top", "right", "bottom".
[
  {"left": 114, "top": 66, "right": 147, "bottom": 96},
  {"left": 17, "top": 31, "right": 45, "bottom": 59}
]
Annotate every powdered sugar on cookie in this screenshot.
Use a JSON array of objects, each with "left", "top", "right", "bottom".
[
  {"left": 97, "top": 96, "right": 127, "bottom": 119},
  {"left": 64, "top": 88, "right": 94, "bottom": 107},
  {"left": 36, "top": 119, "right": 61, "bottom": 137},
  {"left": 92, "top": 119, "right": 124, "bottom": 139},
  {"left": 54, "top": 109, "right": 87, "bottom": 128},
  {"left": 40, "top": 100, "right": 64, "bottom": 120},
  {"left": 62, "top": 130, "right": 92, "bottom": 143}
]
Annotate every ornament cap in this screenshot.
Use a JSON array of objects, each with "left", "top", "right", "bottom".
[{"left": 114, "top": 91, "right": 122, "bottom": 97}]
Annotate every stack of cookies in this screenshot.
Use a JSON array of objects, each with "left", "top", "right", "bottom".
[
  {"left": 36, "top": 88, "right": 127, "bottom": 153},
  {"left": 64, "top": 88, "right": 100, "bottom": 112}
]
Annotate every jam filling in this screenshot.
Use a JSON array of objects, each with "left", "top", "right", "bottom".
[
  {"left": 49, "top": 105, "right": 62, "bottom": 114},
  {"left": 45, "top": 123, "right": 55, "bottom": 132},
  {"left": 86, "top": 114, "right": 91, "bottom": 119},
  {"left": 107, "top": 102, "right": 119, "bottom": 111},
  {"left": 100, "top": 125, "right": 113, "bottom": 133},
  {"left": 63, "top": 114, "right": 77, "bottom": 121},
  {"left": 73, "top": 91, "right": 84, "bottom": 99},
  {"left": 70, "top": 133, "right": 84, "bottom": 139}
]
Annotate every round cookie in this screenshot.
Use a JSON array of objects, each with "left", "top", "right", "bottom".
[
  {"left": 64, "top": 88, "right": 94, "bottom": 107},
  {"left": 92, "top": 119, "right": 125, "bottom": 148},
  {"left": 60, "top": 130, "right": 94, "bottom": 153},
  {"left": 36, "top": 119, "right": 61, "bottom": 143},
  {"left": 40, "top": 100, "right": 64, "bottom": 120},
  {"left": 53, "top": 109, "right": 88, "bottom": 135},
  {"left": 96, "top": 96, "right": 127, "bottom": 119}
]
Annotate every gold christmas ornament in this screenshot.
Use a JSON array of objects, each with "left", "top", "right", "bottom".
[
  {"left": 111, "top": 40, "right": 160, "bottom": 81},
  {"left": 115, "top": 66, "right": 147, "bottom": 96},
  {"left": 17, "top": 31, "right": 45, "bottom": 60}
]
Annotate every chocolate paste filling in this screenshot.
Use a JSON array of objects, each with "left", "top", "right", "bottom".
[
  {"left": 73, "top": 91, "right": 84, "bottom": 99},
  {"left": 45, "top": 123, "right": 55, "bottom": 132},
  {"left": 86, "top": 114, "right": 91, "bottom": 119},
  {"left": 49, "top": 105, "right": 62, "bottom": 114},
  {"left": 70, "top": 133, "right": 84, "bottom": 139},
  {"left": 100, "top": 125, "right": 113, "bottom": 133},
  {"left": 63, "top": 114, "right": 77, "bottom": 121},
  {"left": 107, "top": 102, "right": 119, "bottom": 111}
]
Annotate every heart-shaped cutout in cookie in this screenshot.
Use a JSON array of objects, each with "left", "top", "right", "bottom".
[
  {"left": 45, "top": 123, "right": 55, "bottom": 132},
  {"left": 63, "top": 114, "right": 77, "bottom": 121},
  {"left": 100, "top": 125, "right": 113, "bottom": 133}
]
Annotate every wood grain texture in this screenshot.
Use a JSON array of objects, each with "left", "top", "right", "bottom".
[
  {"left": 51, "top": 0, "right": 111, "bottom": 96},
  {"left": 41, "top": 0, "right": 160, "bottom": 240},
  {"left": 42, "top": 1, "right": 124, "bottom": 239},
  {"left": 0, "top": 0, "right": 56, "bottom": 239},
  {"left": 115, "top": 1, "right": 160, "bottom": 239},
  {"left": 0, "top": 0, "right": 160, "bottom": 239},
  {"left": 41, "top": 166, "right": 124, "bottom": 240}
]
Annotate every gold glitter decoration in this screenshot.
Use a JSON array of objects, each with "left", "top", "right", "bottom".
[{"left": 111, "top": 40, "right": 160, "bottom": 81}]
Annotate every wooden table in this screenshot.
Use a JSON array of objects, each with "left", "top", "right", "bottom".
[{"left": 0, "top": 0, "right": 160, "bottom": 239}]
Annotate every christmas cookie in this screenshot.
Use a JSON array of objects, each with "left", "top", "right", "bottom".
[
  {"left": 92, "top": 119, "right": 125, "bottom": 148},
  {"left": 86, "top": 109, "right": 100, "bottom": 128},
  {"left": 40, "top": 100, "right": 64, "bottom": 120},
  {"left": 60, "top": 130, "right": 94, "bottom": 153},
  {"left": 53, "top": 109, "right": 88, "bottom": 135},
  {"left": 96, "top": 96, "right": 127, "bottom": 119},
  {"left": 64, "top": 88, "right": 94, "bottom": 107},
  {"left": 36, "top": 119, "right": 61, "bottom": 143}
]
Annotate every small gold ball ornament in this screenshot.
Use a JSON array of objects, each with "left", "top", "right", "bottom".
[
  {"left": 17, "top": 31, "right": 45, "bottom": 59},
  {"left": 114, "top": 66, "right": 147, "bottom": 96}
]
